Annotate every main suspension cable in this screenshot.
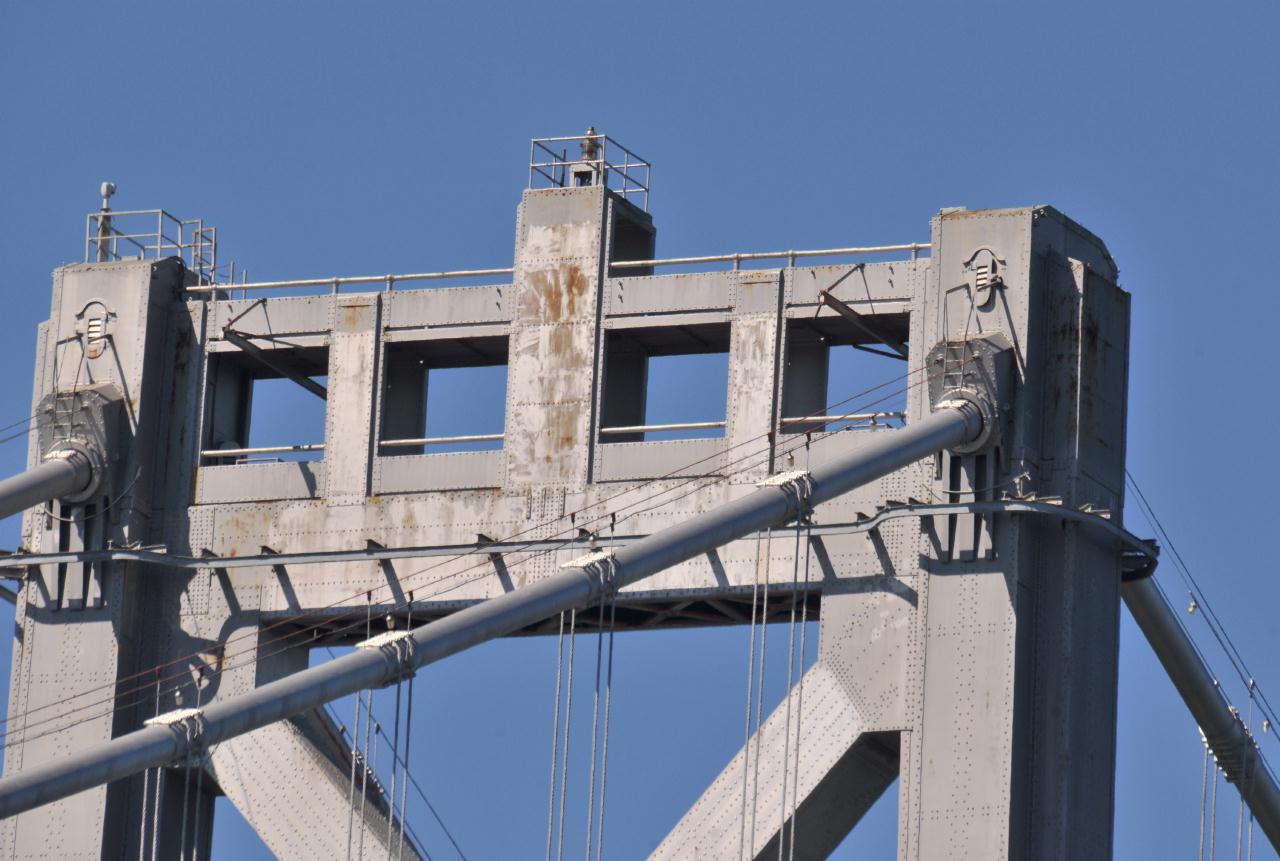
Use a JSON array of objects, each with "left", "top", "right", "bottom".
[
  {"left": 0, "top": 371, "right": 937, "bottom": 757},
  {"left": 0, "top": 364, "right": 924, "bottom": 739}
]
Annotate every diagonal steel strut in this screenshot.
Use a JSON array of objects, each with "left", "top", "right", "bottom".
[{"left": 0, "top": 400, "right": 983, "bottom": 819}]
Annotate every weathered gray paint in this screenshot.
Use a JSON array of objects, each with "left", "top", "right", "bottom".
[{"left": 1, "top": 181, "right": 1141, "bottom": 861}]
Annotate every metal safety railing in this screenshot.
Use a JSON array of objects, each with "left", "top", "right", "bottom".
[
  {"left": 199, "top": 443, "right": 324, "bottom": 464},
  {"left": 610, "top": 243, "right": 930, "bottom": 272},
  {"left": 86, "top": 209, "right": 220, "bottom": 283},
  {"left": 185, "top": 267, "right": 515, "bottom": 296},
  {"left": 199, "top": 434, "right": 508, "bottom": 464},
  {"left": 380, "top": 434, "right": 504, "bottom": 449},
  {"left": 529, "top": 133, "right": 651, "bottom": 210},
  {"left": 778, "top": 411, "right": 905, "bottom": 431},
  {"left": 597, "top": 412, "right": 905, "bottom": 442},
  {"left": 184, "top": 245, "right": 928, "bottom": 299},
  {"left": 599, "top": 420, "right": 726, "bottom": 437}
]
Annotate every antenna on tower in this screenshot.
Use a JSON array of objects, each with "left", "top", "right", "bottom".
[{"left": 95, "top": 182, "right": 116, "bottom": 262}]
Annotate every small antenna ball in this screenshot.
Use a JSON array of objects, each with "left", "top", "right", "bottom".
[{"left": 100, "top": 182, "right": 116, "bottom": 200}]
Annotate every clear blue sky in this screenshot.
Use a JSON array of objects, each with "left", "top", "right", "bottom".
[{"left": 2, "top": 1, "right": 1279, "bottom": 857}]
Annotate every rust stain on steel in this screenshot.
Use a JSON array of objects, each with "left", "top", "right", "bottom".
[
  {"left": 543, "top": 403, "right": 578, "bottom": 462},
  {"left": 336, "top": 300, "right": 374, "bottom": 333},
  {"left": 1080, "top": 303, "right": 1101, "bottom": 437},
  {"left": 520, "top": 263, "right": 589, "bottom": 323}
]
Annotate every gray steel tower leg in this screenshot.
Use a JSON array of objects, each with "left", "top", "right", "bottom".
[{"left": 896, "top": 208, "right": 1131, "bottom": 860}]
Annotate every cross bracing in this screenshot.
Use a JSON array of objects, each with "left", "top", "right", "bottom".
[{"left": 0, "top": 135, "right": 1277, "bottom": 859}]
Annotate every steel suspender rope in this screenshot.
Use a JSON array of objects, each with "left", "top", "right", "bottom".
[
  {"left": 361, "top": 719, "right": 379, "bottom": 859},
  {"left": 584, "top": 598, "right": 606, "bottom": 861},
  {"left": 788, "top": 517, "right": 812, "bottom": 861},
  {"left": 150, "top": 673, "right": 164, "bottom": 861},
  {"left": 1201, "top": 736, "right": 1211, "bottom": 861},
  {"left": 386, "top": 646, "right": 404, "bottom": 860},
  {"left": 346, "top": 694, "right": 362, "bottom": 860},
  {"left": 178, "top": 672, "right": 205, "bottom": 860},
  {"left": 1248, "top": 682, "right": 1256, "bottom": 860},
  {"left": 1212, "top": 758, "right": 1221, "bottom": 859},
  {"left": 778, "top": 525, "right": 802, "bottom": 861},
  {"left": 556, "top": 609, "right": 578, "bottom": 861},
  {"left": 546, "top": 611, "right": 566, "bottom": 861},
  {"left": 348, "top": 594, "right": 374, "bottom": 861},
  {"left": 593, "top": 515, "right": 619, "bottom": 861},
  {"left": 594, "top": 592, "right": 616, "bottom": 861},
  {"left": 398, "top": 596, "right": 415, "bottom": 861},
  {"left": 1240, "top": 680, "right": 1255, "bottom": 861},
  {"left": 749, "top": 528, "right": 774, "bottom": 857},
  {"left": 178, "top": 684, "right": 194, "bottom": 858},
  {"left": 191, "top": 679, "right": 211, "bottom": 861},
  {"left": 139, "top": 670, "right": 160, "bottom": 861},
  {"left": 363, "top": 716, "right": 381, "bottom": 859},
  {"left": 739, "top": 528, "right": 766, "bottom": 861},
  {"left": 359, "top": 598, "right": 377, "bottom": 858}
]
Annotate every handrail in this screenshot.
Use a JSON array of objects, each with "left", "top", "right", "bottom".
[
  {"left": 779, "top": 411, "right": 904, "bottom": 427},
  {"left": 200, "top": 444, "right": 323, "bottom": 459},
  {"left": 381, "top": 434, "right": 504, "bottom": 447},
  {"left": 599, "top": 420, "right": 725, "bottom": 435},
  {"left": 187, "top": 267, "right": 515, "bottom": 295},
  {"left": 185, "top": 242, "right": 928, "bottom": 297},
  {"left": 610, "top": 242, "right": 930, "bottom": 270}
]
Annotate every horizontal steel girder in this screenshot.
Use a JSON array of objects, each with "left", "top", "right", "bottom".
[{"left": 0, "top": 401, "right": 982, "bottom": 819}]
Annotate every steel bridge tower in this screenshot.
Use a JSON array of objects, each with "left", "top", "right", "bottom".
[{"left": 0, "top": 134, "right": 1270, "bottom": 859}]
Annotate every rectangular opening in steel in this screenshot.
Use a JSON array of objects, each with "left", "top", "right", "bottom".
[
  {"left": 381, "top": 336, "right": 508, "bottom": 455},
  {"left": 608, "top": 203, "right": 656, "bottom": 275},
  {"left": 781, "top": 315, "right": 909, "bottom": 435},
  {"left": 201, "top": 345, "right": 329, "bottom": 465},
  {"left": 600, "top": 323, "right": 730, "bottom": 442}
]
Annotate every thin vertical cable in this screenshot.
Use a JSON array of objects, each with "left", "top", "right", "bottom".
[
  {"left": 1211, "top": 762, "right": 1220, "bottom": 860},
  {"left": 347, "top": 616, "right": 368, "bottom": 861},
  {"left": 358, "top": 597, "right": 375, "bottom": 856},
  {"left": 178, "top": 715, "right": 191, "bottom": 859},
  {"left": 150, "top": 671, "right": 164, "bottom": 861},
  {"left": 179, "top": 670, "right": 203, "bottom": 854},
  {"left": 594, "top": 517, "right": 619, "bottom": 861},
  {"left": 139, "top": 668, "right": 161, "bottom": 861},
  {"left": 346, "top": 693, "right": 362, "bottom": 860},
  {"left": 1241, "top": 682, "right": 1254, "bottom": 861},
  {"left": 397, "top": 596, "right": 415, "bottom": 861},
  {"left": 138, "top": 761, "right": 152, "bottom": 861},
  {"left": 189, "top": 675, "right": 206, "bottom": 861},
  {"left": 584, "top": 599, "right": 606, "bottom": 861},
  {"left": 777, "top": 527, "right": 802, "bottom": 860},
  {"left": 1200, "top": 738, "right": 1210, "bottom": 861},
  {"left": 546, "top": 611, "right": 566, "bottom": 861},
  {"left": 749, "top": 528, "right": 775, "bottom": 856},
  {"left": 360, "top": 720, "right": 379, "bottom": 860},
  {"left": 1238, "top": 790, "right": 1245, "bottom": 861},
  {"left": 594, "top": 594, "right": 617, "bottom": 861},
  {"left": 739, "top": 529, "right": 766, "bottom": 861},
  {"left": 555, "top": 609, "right": 578, "bottom": 861},
  {"left": 788, "top": 443, "right": 813, "bottom": 861},
  {"left": 386, "top": 671, "right": 403, "bottom": 860},
  {"left": 150, "top": 769, "right": 166, "bottom": 861}
]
